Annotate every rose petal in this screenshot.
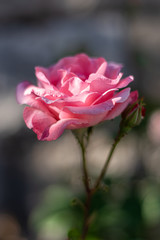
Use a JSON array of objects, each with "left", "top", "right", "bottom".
[
  {"left": 64, "top": 88, "right": 130, "bottom": 115},
  {"left": 105, "top": 62, "right": 123, "bottom": 79},
  {"left": 64, "top": 91, "right": 100, "bottom": 106},
  {"left": 46, "top": 118, "right": 88, "bottom": 140},
  {"left": 68, "top": 77, "right": 89, "bottom": 95},
  {"left": 35, "top": 67, "right": 51, "bottom": 88},
  {"left": 59, "top": 108, "right": 108, "bottom": 126},
  {"left": 23, "top": 107, "right": 57, "bottom": 140},
  {"left": 105, "top": 90, "right": 138, "bottom": 120},
  {"left": 87, "top": 73, "right": 123, "bottom": 93},
  {"left": 105, "top": 99, "right": 131, "bottom": 120},
  {"left": 64, "top": 100, "right": 114, "bottom": 115},
  {"left": 111, "top": 87, "right": 131, "bottom": 104},
  {"left": 44, "top": 92, "right": 100, "bottom": 112},
  {"left": 92, "top": 88, "right": 117, "bottom": 105},
  {"left": 95, "top": 62, "right": 107, "bottom": 75},
  {"left": 117, "top": 75, "right": 134, "bottom": 89},
  {"left": 16, "top": 81, "right": 30, "bottom": 104}
]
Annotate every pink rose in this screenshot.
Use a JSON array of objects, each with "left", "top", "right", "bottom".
[{"left": 16, "top": 53, "right": 137, "bottom": 141}]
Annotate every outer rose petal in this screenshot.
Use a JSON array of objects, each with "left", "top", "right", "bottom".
[
  {"left": 16, "top": 81, "right": 46, "bottom": 104},
  {"left": 59, "top": 109, "right": 108, "bottom": 126},
  {"left": 111, "top": 87, "right": 131, "bottom": 104},
  {"left": 23, "top": 107, "right": 57, "bottom": 140},
  {"left": 24, "top": 107, "right": 89, "bottom": 141},
  {"left": 16, "top": 81, "right": 31, "bottom": 104},
  {"left": 45, "top": 118, "right": 88, "bottom": 141},
  {"left": 106, "top": 90, "right": 138, "bottom": 120},
  {"left": 16, "top": 82, "right": 54, "bottom": 115},
  {"left": 105, "top": 99, "right": 131, "bottom": 120},
  {"left": 116, "top": 76, "right": 134, "bottom": 89}
]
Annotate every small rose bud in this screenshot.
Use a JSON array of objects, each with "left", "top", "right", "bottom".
[{"left": 120, "top": 98, "right": 145, "bottom": 135}]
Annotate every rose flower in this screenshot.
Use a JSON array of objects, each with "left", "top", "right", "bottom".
[{"left": 16, "top": 53, "right": 137, "bottom": 140}]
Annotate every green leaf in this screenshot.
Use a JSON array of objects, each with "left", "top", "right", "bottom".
[
  {"left": 85, "top": 236, "right": 100, "bottom": 240},
  {"left": 68, "top": 229, "right": 81, "bottom": 240}
]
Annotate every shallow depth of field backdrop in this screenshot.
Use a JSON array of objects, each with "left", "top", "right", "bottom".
[{"left": 0, "top": 1, "right": 160, "bottom": 240}]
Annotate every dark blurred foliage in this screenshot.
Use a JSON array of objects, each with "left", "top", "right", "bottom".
[{"left": 30, "top": 177, "right": 160, "bottom": 240}]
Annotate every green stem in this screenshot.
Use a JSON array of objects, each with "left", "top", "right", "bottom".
[
  {"left": 81, "top": 191, "right": 93, "bottom": 240},
  {"left": 94, "top": 134, "right": 122, "bottom": 191},
  {"left": 73, "top": 129, "right": 92, "bottom": 239},
  {"left": 79, "top": 140, "right": 90, "bottom": 194}
]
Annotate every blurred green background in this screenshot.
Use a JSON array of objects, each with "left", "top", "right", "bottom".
[{"left": 0, "top": 0, "right": 160, "bottom": 239}]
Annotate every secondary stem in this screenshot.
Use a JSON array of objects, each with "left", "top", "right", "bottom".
[{"left": 94, "top": 136, "right": 121, "bottom": 191}]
